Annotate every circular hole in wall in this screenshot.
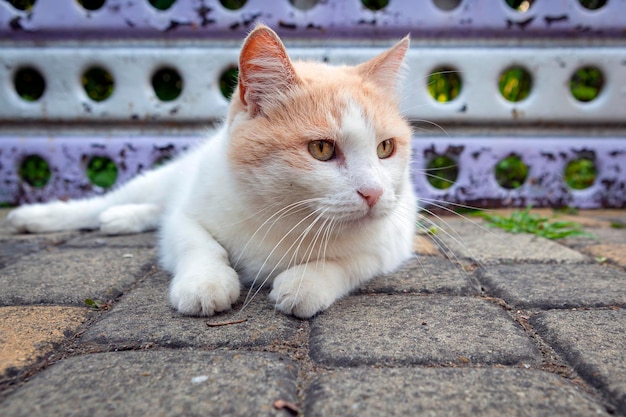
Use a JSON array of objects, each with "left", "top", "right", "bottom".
[
  {"left": 362, "top": 0, "right": 389, "bottom": 11},
  {"left": 499, "top": 66, "right": 532, "bottom": 102},
  {"left": 152, "top": 67, "right": 183, "bottom": 101},
  {"left": 219, "top": 0, "right": 246, "bottom": 10},
  {"left": 432, "top": 0, "right": 462, "bottom": 11},
  {"left": 87, "top": 156, "right": 118, "bottom": 188},
  {"left": 495, "top": 154, "right": 528, "bottom": 189},
  {"left": 579, "top": 0, "right": 607, "bottom": 10},
  {"left": 19, "top": 155, "right": 51, "bottom": 188},
  {"left": 505, "top": 0, "right": 534, "bottom": 12},
  {"left": 82, "top": 67, "right": 115, "bottom": 102},
  {"left": 148, "top": 0, "right": 176, "bottom": 10},
  {"left": 570, "top": 66, "right": 604, "bottom": 103},
  {"left": 7, "top": 0, "right": 36, "bottom": 11},
  {"left": 77, "top": 0, "right": 106, "bottom": 11},
  {"left": 426, "top": 155, "right": 459, "bottom": 190},
  {"left": 427, "top": 67, "right": 462, "bottom": 103},
  {"left": 289, "top": 0, "right": 319, "bottom": 10},
  {"left": 219, "top": 66, "right": 239, "bottom": 100},
  {"left": 14, "top": 67, "right": 45, "bottom": 102},
  {"left": 564, "top": 158, "right": 596, "bottom": 190}
]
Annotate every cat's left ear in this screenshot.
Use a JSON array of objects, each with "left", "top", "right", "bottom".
[
  {"left": 238, "top": 24, "right": 301, "bottom": 116},
  {"left": 356, "top": 35, "right": 410, "bottom": 92}
]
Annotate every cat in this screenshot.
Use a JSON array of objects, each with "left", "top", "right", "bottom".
[{"left": 7, "top": 24, "right": 417, "bottom": 319}]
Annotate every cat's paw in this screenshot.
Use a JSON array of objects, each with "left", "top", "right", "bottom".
[
  {"left": 269, "top": 266, "right": 339, "bottom": 319},
  {"left": 169, "top": 264, "right": 241, "bottom": 316},
  {"left": 7, "top": 203, "right": 67, "bottom": 233},
  {"left": 99, "top": 204, "right": 160, "bottom": 235}
]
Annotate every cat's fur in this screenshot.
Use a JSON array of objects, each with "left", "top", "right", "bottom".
[{"left": 8, "top": 25, "right": 417, "bottom": 318}]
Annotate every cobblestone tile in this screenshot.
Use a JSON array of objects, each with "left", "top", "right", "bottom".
[
  {"left": 531, "top": 309, "right": 626, "bottom": 413},
  {"left": 360, "top": 257, "right": 479, "bottom": 296},
  {"left": 477, "top": 264, "right": 626, "bottom": 309},
  {"left": 0, "top": 350, "right": 297, "bottom": 417},
  {"left": 309, "top": 295, "right": 540, "bottom": 366},
  {"left": 64, "top": 231, "right": 157, "bottom": 248},
  {"left": 583, "top": 244, "right": 626, "bottom": 269},
  {"left": 80, "top": 270, "right": 301, "bottom": 350},
  {"left": 0, "top": 247, "right": 156, "bottom": 306},
  {"left": 305, "top": 367, "right": 610, "bottom": 417},
  {"left": 0, "top": 306, "right": 91, "bottom": 379},
  {"left": 430, "top": 218, "right": 587, "bottom": 264}
]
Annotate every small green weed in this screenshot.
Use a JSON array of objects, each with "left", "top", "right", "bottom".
[
  {"left": 473, "top": 207, "right": 593, "bottom": 240},
  {"left": 85, "top": 298, "right": 111, "bottom": 311}
]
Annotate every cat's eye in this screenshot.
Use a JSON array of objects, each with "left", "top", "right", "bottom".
[
  {"left": 377, "top": 139, "right": 395, "bottom": 159},
  {"left": 308, "top": 140, "right": 336, "bottom": 161}
]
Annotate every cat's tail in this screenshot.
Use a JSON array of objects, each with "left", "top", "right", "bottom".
[{"left": 7, "top": 159, "right": 177, "bottom": 235}]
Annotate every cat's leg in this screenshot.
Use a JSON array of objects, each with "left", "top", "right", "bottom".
[
  {"left": 161, "top": 211, "right": 240, "bottom": 316},
  {"left": 99, "top": 203, "right": 161, "bottom": 235},
  {"left": 269, "top": 261, "right": 350, "bottom": 319},
  {"left": 8, "top": 198, "right": 106, "bottom": 233}
]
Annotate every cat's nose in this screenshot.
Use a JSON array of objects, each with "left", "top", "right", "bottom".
[{"left": 358, "top": 187, "right": 383, "bottom": 208}]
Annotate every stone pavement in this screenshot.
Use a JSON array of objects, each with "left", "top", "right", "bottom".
[{"left": 0, "top": 208, "right": 624, "bottom": 416}]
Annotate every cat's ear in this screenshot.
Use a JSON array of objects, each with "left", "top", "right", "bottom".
[
  {"left": 356, "top": 35, "right": 410, "bottom": 92},
  {"left": 238, "top": 24, "right": 301, "bottom": 116}
]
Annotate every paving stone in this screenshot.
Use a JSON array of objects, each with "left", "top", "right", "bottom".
[
  {"left": 360, "top": 257, "right": 479, "bottom": 296},
  {"left": 583, "top": 244, "right": 626, "bottom": 269},
  {"left": 0, "top": 211, "right": 83, "bottom": 269},
  {"left": 477, "top": 264, "right": 626, "bottom": 309},
  {"left": 430, "top": 218, "right": 587, "bottom": 264},
  {"left": 412, "top": 234, "right": 441, "bottom": 256},
  {"left": 0, "top": 350, "right": 297, "bottom": 417},
  {"left": 305, "top": 367, "right": 610, "bottom": 417},
  {"left": 0, "top": 246, "right": 156, "bottom": 306},
  {"left": 80, "top": 269, "right": 301, "bottom": 350},
  {"left": 531, "top": 309, "right": 626, "bottom": 414},
  {"left": 563, "top": 227, "right": 626, "bottom": 248},
  {"left": 0, "top": 306, "right": 91, "bottom": 379},
  {"left": 64, "top": 231, "right": 158, "bottom": 248},
  {"left": 309, "top": 295, "right": 541, "bottom": 366}
]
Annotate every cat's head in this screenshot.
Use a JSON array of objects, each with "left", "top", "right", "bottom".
[{"left": 227, "top": 25, "right": 413, "bottom": 224}]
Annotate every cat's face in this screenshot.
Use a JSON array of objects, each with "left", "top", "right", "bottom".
[{"left": 227, "top": 26, "right": 412, "bottom": 224}]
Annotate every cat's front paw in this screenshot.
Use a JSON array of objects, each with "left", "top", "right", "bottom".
[
  {"left": 7, "top": 204, "right": 64, "bottom": 233},
  {"left": 169, "top": 264, "right": 241, "bottom": 316},
  {"left": 269, "top": 266, "right": 340, "bottom": 319}
]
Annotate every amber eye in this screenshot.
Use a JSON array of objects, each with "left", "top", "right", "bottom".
[
  {"left": 308, "top": 140, "right": 336, "bottom": 161},
  {"left": 377, "top": 139, "right": 395, "bottom": 159}
]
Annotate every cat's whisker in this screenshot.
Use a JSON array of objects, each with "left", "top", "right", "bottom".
[
  {"left": 290, "top": 213, "right": 334, "bottom": 312},
  {"left": 411, "top": 119, "right": 451, "bottom": 137},
  {"left": 418, "top": 197, "right": 499, "bottom": 238},
  {"left": 233, "top": 199, "right": 321, "bottom": 269},
  {"left": 240, "top": 205, "right": 329, "bottom": 314}
]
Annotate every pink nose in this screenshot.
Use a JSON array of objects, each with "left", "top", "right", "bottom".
[{"left": 358, "top": 187, "right": 383, "bottom": 208}]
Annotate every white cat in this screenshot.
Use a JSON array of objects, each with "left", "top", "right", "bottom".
[{"left": 8, "top": 25, "right": 417, "bottom": 318}]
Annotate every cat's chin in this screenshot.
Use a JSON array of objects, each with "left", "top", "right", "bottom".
[{"left": 335, "top": 205, "right": 390, "bottom": 225}]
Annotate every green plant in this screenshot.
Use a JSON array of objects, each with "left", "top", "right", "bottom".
[
  {"left": 570, "top": 67, "right": 603, "bottom": 102},
  {"left": 428, "top": 68, "right": 462, "bottom": 103},
  {"left": 149, "top": 0, "right": 176, "bottom": 10},
  {"left": 87, "top": 156, "right": 118, "bottom": 188},
  {"left": 564, "top": 158, "right": 596, "bottom": 190},
  {"left": 499, "top": 67, "right": 532, "bottom": 102},
  {"left": 426, "top": 155, "right": 458, "bottom": 190},
  {"left": 152, "top": 68, "right": 183, "bottom": 101},
  {"left": 473, "top": 207, "right": 593, "bottom": 240},
  {"left": 85, "top": 298, "right": 111, "bottom": 311},
  {"left": 19, "top": 155, "right": 51, "bottom": 188},
  {"left": 219, "top": 67, "right": 239, "bottom": 100},
  {"left": 82, "top": 67, "right": 114, "bottom": 102},
  {"left": 495, "top": 155, "right": 528, "bottom": 189}
]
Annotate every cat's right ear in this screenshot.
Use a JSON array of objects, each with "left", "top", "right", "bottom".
[{"left": 238, "top": 24, "right": 301, "bottom": 117}]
